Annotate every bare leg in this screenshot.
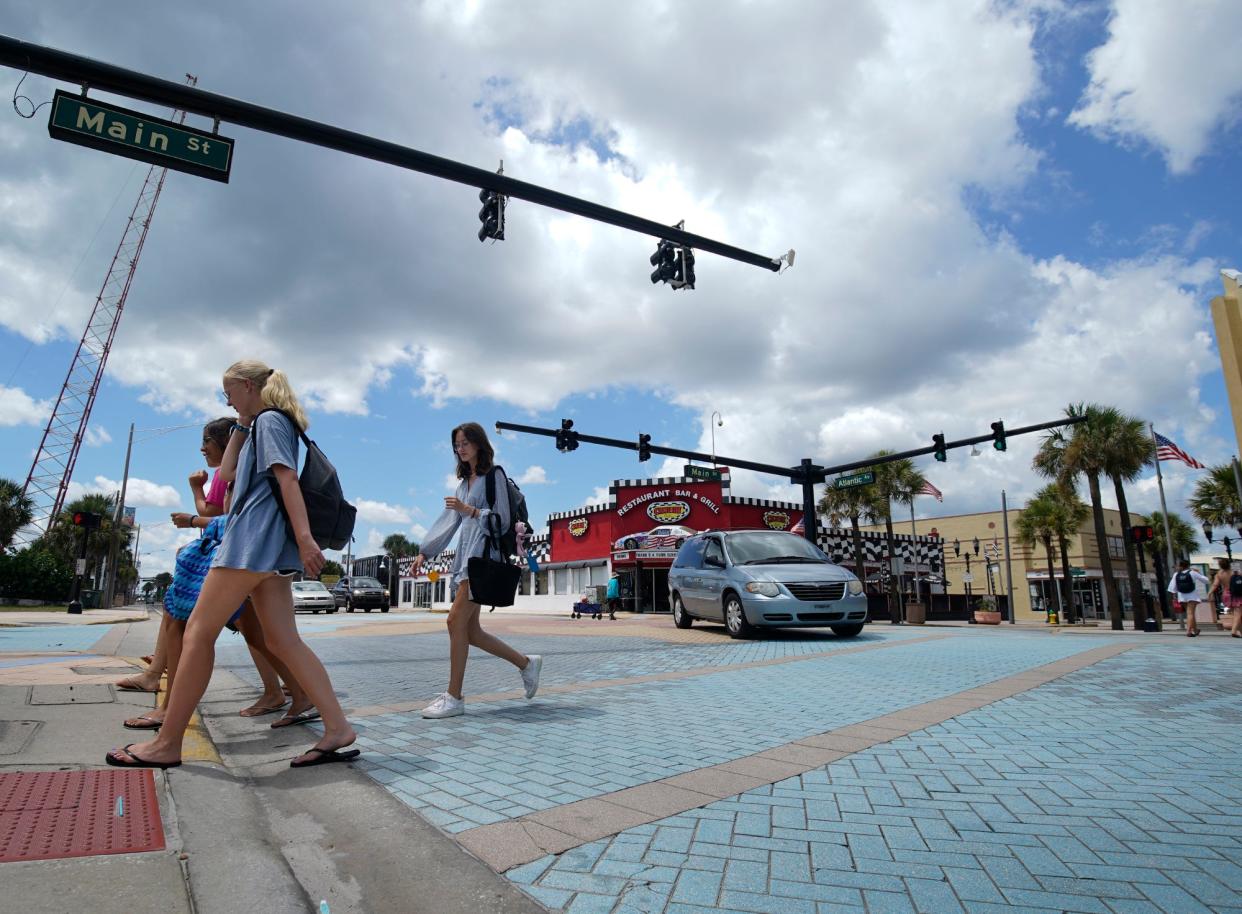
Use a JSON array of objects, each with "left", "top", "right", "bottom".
[
  {"left": 445, "top": 584, "right": 475, "bottom": 700},
  {"left": 1186, "top": 601, "right": 1199, "bottom": 635},
  {"left": 234, "top": 606, "right": 304, "bottom": 715},
  {"left": 123, "top": 617, "right": 184, "bottom": 728},
  {"left": 117, "top": 613, "right": 169, "bottom": 691},
  {"left": 467, "top": 614, "right": 527, "bottom": 668},
  {"left": 247, "top": 575, "right": 354, "bottom": 764},
  {"left": 109, "top": 569, "right": 264, "bottom": 765}
]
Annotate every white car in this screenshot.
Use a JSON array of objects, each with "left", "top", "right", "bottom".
[
  {"left": 614, "top": 525, "right": 696, "bottom": 552},
  {"left": 292, "top": 580, "right": 337, "bottom": 614}
]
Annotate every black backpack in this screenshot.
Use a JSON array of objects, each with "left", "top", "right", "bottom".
[
  {"left": 254, "top": 409, "right": 357, "bottom": 551},
  {"left": 1230, "top": 573, "right": 1242, "bottom": 598},
  {"left": 485, "top": 465, "right": 529, "bottom": 558},
  {"left": 1176, "top": 570, "right": 1195, "bottom": 594}
]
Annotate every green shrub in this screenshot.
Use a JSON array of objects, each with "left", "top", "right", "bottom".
[{"left": 0, "top": 547, "right": 74, "bottom": 602}]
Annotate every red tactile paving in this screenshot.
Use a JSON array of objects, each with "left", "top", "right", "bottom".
[{"left": 0, "top": 770, "right": 165, "bottom": 863}]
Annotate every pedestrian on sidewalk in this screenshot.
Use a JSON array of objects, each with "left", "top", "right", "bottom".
[
  {"left": 1208, "top": 557, "right": 1242, "bottom": 638},
  {"left": 1169, "top": 559, "right": 1211, "bottom": 637},
  {"left": 411, "top": 422, "right": 541, "bottom": 719},
  {"left": 606, "top": 572, "right": 620, "bottom": 620},
  {"left": 106, "top": 361, "right": 356, "bottom": 769}
]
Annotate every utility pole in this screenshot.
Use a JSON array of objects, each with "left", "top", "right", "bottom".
[
  {"left": 102, "top": 422, "right": 134, "bottom": 609},
  {"left": 1002, "top": 490, "right": 1015, "bottom": 623}
]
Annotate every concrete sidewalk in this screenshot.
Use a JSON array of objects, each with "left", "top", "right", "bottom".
[
  {"left": 0, "top": 606, "right": 150, "bottom": 626},
  {"left": 0, "top": 610, "right": 545, "bottom": 914}
]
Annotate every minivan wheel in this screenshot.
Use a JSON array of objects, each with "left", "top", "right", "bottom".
[
  {"left": 672, "top": 594, "right": 692, "bottom": 629},
  {"left": 382, "top": 606, "right": 389, "bottom": 613},
  {"left": 831, "top": 623, "right": 865, "bottom": 637},
  {"left": 624, "top": 538, "right": 640, "bottom": 549},
  {"left": 724, "top": 594, "right": 756, "bottom": 639},
  {"left": 346, "top": 603, "right": 354, "bottom": 613}
]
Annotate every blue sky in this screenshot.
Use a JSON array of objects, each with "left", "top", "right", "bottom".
[{"left": 1, "top": 0, "right": 1239, "bottom": 575}]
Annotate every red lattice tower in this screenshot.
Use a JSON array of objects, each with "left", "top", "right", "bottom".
[{"left": 17, "top": 77, "right": 197, "bottom": 545}]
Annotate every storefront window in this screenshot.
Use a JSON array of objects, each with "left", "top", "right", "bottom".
[
  {"left": 554, "top": 569, "right": 569, "bottom": 595},
  {"left": 590, "top": 564, "right": 607, "bottom": 586}
]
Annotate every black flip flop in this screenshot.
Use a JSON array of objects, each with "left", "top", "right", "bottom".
[
  {"left": 290, "top": 746, "right": 361, "bottom": 769},
  {"left": 123, "top": 715, "right": 163, "bottom": 731},
  {"left": 271, "top": 708, "right": 321, "bottom": 729},
  {"left": 105, "top": 744, "right": 181, "bottom": 770}
]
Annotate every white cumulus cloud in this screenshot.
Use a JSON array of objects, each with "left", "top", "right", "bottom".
[
  {"left": 354, "top": 499, "right": 413, "bottom": 524},
  {"left": 0, "top": 384, "right": 50, "bottom": 427},
  {"left": 516, "top": 465, "right": 549, "bottom": 485}
]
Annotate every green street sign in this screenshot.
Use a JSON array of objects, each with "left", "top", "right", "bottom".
[
  {"left": 684, "top": 464, "right": 722, "bottom": 482},
  {"left": 833, "top": 471, "right": 875, "bottom": 490},
  {"left": 48, "top": 90, "right": 234, "bottom": 183},
  {"left": 1070, "top": 566, "right": 1086, "bottom": 577}
]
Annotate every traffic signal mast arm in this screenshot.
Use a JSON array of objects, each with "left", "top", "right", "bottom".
[
  {"left": 496, "top": 414, "right": 1087, "bottom": 484},
  {"left": 0, "top": 34, "right": 783, "bottom": 274}
]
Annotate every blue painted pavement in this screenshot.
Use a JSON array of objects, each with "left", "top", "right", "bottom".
[
  {"left": 0, "top": 624, "right": 109, "bottom": 654},
  {"left": 516, "top": 640, "right": 1242, "bottom": 912}
]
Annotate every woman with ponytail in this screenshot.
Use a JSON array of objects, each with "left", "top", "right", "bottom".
[{"left": 107, "top": 360, "right": 356, "bottom": 769}]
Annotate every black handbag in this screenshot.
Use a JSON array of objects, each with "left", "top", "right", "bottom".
[{"left": 467, "top": 515, "right": 520, "bottom": 608}]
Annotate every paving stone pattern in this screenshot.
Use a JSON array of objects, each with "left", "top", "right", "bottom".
[
  {"left": 516, "top": 641, "right": 1242, "bottom": 913},
  {"left": 219, "top": 628, "right": 930, "bottom": 711},
  {"left": 338, "top": 634, "right": 1103, "bottom": 834}
]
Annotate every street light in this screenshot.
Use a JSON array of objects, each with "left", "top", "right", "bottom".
[
  {"left": 710, "top": 411, "right": 723, "bottom": 466},
  {"left": 1203, "top": 521, "right": 1214, "bottom": 543}
]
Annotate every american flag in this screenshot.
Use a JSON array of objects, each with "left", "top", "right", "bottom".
[
  {"left": 918, "top": 480, "right": 943, "bottom": 503},
  {"left": 1154, "top": 432, "right": 1205, "bottom": 469},
  {"left": 790, "top": 515, "right": 805, "bottom": 535}
]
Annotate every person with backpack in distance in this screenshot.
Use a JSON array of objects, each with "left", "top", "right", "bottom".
[
  {"left": 411, "top": 422, "right": 541, "bottom": 719},
  {"left": 1208, "top": 558, "right": 1242, "bottom": 638},
  {"left": 106, "top": 361, "right": 357, "bottom": 769},
  {"left": 1169, "top": 559, "right": 1211, "bottom": 637}
]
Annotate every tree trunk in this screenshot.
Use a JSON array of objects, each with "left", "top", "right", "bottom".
[
  {"left": 1112, "top": 474, "right": 1151, "bottom": 630},
  {"left": 1043, "top": 535, "right": 1060, "bottom": 620},
  {"left": 884, "top": 509, "right": 900, "bottom": 623},
  {"left": 1151, "top": 546, "right": 1170, "bottom": 621},
  {"left": 1057, "top": 534, "right": 1076, "bottom": 624},
  {"left": 850, "top": 514, "right": 866, "bottom": 588},
  {"left": 1087, "top": 472, "right": 1124, "bottom": 630}
]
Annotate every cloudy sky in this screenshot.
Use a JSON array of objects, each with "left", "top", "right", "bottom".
[{"left": 1, "top": 0, "right": 1239, "bottom": 576}]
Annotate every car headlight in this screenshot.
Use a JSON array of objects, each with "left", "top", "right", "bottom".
[
  {"left": 744, "top": 581, "right": 781, "bottom": 597},
  {"left": 383, "top": 590, "right": 389, "bottom": 599},
  {"left": 847, "top": 579, "right": 864, "bottom": 596}
]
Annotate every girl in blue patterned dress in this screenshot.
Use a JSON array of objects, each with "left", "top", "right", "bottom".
[
  {"left": 412, "top": 422, "right": 541, "bottom": 719},
  {"left": 107, "top": 360, "right": 356, "bottom": 769}
]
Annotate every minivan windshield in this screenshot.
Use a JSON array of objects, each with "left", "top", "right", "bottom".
[
  {"left": 726, "top": 531, "right": 830, "bottom": 565},
  {"left": 353, "top": 577, "right": 382, "bottom": 588}
]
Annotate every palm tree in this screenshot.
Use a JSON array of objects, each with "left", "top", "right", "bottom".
[
  {"left": 1099, "top": 408, "right": 1155, "bottom": 629},
  {"left": 1016, "top": 487, "right": 1062, "bottom": 619},
  {"left": 0, "top": 478, "right": 34, "bottom": 551},
  {"left": 1034, "top": 404, "right": 1126, "bottom": 630},
  {"left": 1188, "top": 464, "right": 1242, "bottom": 529},
  {"left": 39, "top": 494, "right": 132, "bottom": 589},
  {"left": 1048, "top": 484, "right": 1089, "bottom": 624},
  {"left": 817, "top": 483, "right": 878, "bottom": 586},
  {"left": 382, "top": 533, "right": 420, "bottom": 557},
  {"left": 869, "top": 451, "right": 927, "bottom": 623}
]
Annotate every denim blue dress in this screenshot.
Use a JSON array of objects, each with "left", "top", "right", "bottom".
[{"left": 212, "top": 410, "right": 303, "bottom": 574}]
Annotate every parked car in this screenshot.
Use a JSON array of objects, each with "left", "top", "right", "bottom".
[
  {"left": 614, "top": 525, "right": 696, "bottom": 552},
  {"left": 292, "top": 580, "right": 337, "bottom": 614},
  {"left": 331, "top": 576, "right": 390, "bottom": 613},
  {"left": 668, "top": 529, "right": 867, "bottom": 639}
]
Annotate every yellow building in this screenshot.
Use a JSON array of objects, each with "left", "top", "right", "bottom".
[
  {"left": 1211, "top": 269, "right": 1242, "bottom": 452},
  {"left": 862, "top": 504, "right": 1152, "bottom": 622}
]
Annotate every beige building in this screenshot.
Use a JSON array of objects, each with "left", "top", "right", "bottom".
[
  {"left": 862, "top": 504, "right": 1154, "bottom": 622},
  {"left": 1211, "top": 269, "right": 1242, "bottom": 452}
]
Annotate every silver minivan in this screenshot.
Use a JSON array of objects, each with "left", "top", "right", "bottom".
[{"left": 668, "top": 529, "right": 868, "bottom": 638}]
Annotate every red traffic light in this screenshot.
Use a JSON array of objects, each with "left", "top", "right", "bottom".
[
  {"left": 72, "top": 511, "right": 102, "bottom": 529},
  {"left": 1129, "top": 525, "right": 1155, "bottom": 543}
]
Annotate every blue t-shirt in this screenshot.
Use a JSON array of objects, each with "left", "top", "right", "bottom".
[{"left": 212, "top": 410, "right": 303, "bottom": 574}]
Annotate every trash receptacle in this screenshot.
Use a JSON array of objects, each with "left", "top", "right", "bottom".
[
  {"left": 905, "top": 602, "right": 926, "bottom": 625},
  {"left": 81, "top": 589, "right": 101, "bottom": 609}
]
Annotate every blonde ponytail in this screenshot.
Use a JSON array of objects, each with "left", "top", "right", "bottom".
[{"left": 223, "top": 360, "right": 309, "bottom": 431}]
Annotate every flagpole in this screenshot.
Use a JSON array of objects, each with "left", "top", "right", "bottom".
[
  {"left": 910, "top": 500, "right": 919, "bottom": 607},
  {"left": 1151, "top": 425, "right": 1175, "bottom": 573}
]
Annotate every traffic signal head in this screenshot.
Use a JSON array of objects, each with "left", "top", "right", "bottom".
[
  {"left": 556, "top": 418, "right": 579, "bottom": 453},
  {"left": 1130, "top": 525, "right": 1155, "bottom": 543},
  {"left": 671, "top": 246, "right": 696, "bottom": 290},
  {"left": 990, "top": 420, "right": 1007, "bottom": 452},
  {"left": 638, "top": 433, "right": 651, "bottom": 462},
  {"left": 477, "top": 188, "right": 504, "bottom": 242},
  {"left": 933, "top": 433, "right": 947, "bottom": 462},
  {"left": 72, "top": 511, "right": 101, "bottom": 529},
  {"left": 649, "top": 240, "right": 676, "bottom": 284}
]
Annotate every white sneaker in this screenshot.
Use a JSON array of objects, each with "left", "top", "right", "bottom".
[
  {"left": 421, "top": 692, "right": 464, "bottom": 719},
  {"left": 521, "top": 655, "right": 542, "bottom": 699}
]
